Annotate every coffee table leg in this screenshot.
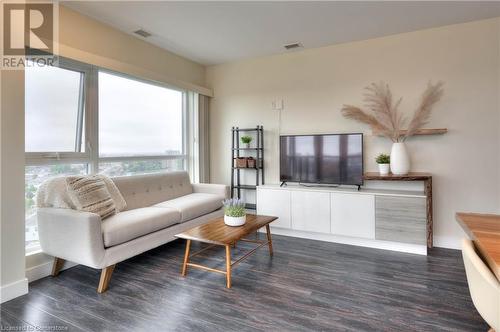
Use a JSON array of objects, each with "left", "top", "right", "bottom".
[
  {"left": 181, "top": 240, "right": 191, "bottom": 276},
  {"left": 225, "top": 245, "right": 232, "bottom": 288},
  {"left": 265, "top": 224, "right": 274, "bottom": 256}
]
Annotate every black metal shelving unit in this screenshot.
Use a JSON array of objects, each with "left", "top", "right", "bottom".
[{"left": 231, "top": 125, "right": 264, "bottom": 210}]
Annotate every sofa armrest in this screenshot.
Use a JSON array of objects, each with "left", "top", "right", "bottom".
[
  {"left": 192, "top": 183, "right": 230, "bottom": 199},
  {"left": 37, "top": 208, "right": 106, "bottom": 269}
]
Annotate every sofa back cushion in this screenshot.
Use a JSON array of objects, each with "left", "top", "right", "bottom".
[{"left": 111, "top": 171, "right": 193, "bottom": 210}]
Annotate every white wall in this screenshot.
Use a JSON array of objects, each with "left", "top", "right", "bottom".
[
  {"left": 60, "top": 6, "right": 206, "bottom": 88},
  {"left": 206, "top": 18, "right": 500, "bottom": 249},
  {"left": 1, "top": 70, "right": 28, "bottom": 302},
  {"left": 58, "top": 6, "right": 210, "bottom": 95}
]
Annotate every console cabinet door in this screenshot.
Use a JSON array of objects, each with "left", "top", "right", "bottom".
[
  {"left": 331, "top": 193, "right": 375, "bottom": 239},
  {"left": 256, "top": 189, "right": 291, "bottom": 228},
  {"left": 375, "top": 196, "right": 426, "bottom": 245},
  {"left": 291, "top": 191, "right": 330, "bottom": 233}
]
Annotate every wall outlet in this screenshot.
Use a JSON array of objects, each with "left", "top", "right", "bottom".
[{"left": 271, "top": 99, "right": 284, "bottom": 111}]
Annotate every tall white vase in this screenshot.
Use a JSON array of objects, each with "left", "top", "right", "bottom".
[{"left": 390, "top": 142, "right": 410, "bottom": 175}]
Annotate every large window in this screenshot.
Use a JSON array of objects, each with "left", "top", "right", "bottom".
[
  {"left": 99, "top": 71, "right": 183, "bottom": 157},
  {"left": 25, "top": 65, "right": 85, "bottom": 152},
  {"left": 25, "top": 60, "right": 89, "bottom": 156},
  {"left": 99, "top": 159, "right": 184, "bottom": 177},
  {"left": 25, "top": 60, "right": 188, "bottom": 253},
  {"left": 98, "top": 71, "right": 186, "bottom": 177},
  {"left": 25, "top": 60, "right": 91, "bottom": 253},
  {"left": 25, "top": 164, "right": 87, "bottom": 254}
]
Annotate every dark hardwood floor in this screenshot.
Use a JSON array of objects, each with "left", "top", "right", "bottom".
[{"left": 1, "top": 234, "right": 488, "bottom": 331}]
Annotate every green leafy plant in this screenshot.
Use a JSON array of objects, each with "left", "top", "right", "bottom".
[
  {"left": 241, "top": 136, "right": 252, "bottom": 144},
  {"left": 223, "top": 198, "right": 246, "bottom": 217},
  {"left": 375, "top": 153, "right": 390, "bottom": 164}
]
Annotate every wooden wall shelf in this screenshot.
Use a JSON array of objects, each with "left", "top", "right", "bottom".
[
  {"left": 364, "top": 172, "right": 433, "bottom": 248},
  {"left": 372, "top": 128, "right": 447, "bottom": 138},
  {"left": 363, "top": 172, "right": 431, "bottom": 181}
]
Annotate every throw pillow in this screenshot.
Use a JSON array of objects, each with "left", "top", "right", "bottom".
[
  {"left": 97, "top": 174, "right": 127, "bottom": 212},
  {"left": 66, "top": 175, "right": 116, "bottom": 219}
]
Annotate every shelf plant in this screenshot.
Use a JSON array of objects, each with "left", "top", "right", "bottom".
[
  {"left": 375, "top": 153, "right": 390, "bottom": 175},
  {"left": 241, "top": 136, "right": 252, "bottom": 148}
]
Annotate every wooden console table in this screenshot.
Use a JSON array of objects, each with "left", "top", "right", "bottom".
[
  {"left": 456, "top": 212, "right": 500, "bottom": 281},
  {"left": 363, "top": 172, "right": 433, "bottom": 248}
]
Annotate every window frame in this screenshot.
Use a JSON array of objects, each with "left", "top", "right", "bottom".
[
  {"left": 24, "top": 162, "right": 90, "bottom": 256},
  {"left": 25, "top": 57, "right": 94, "bottom": 166},
  {"left": 96, "top": 68, "right": 188, "bottom": 172},
  {"left": 25, "top": 59, "right": 189, "bottom": 168},
  {"left": 24, "top": 56, "right": 191, "bottom": 255}
]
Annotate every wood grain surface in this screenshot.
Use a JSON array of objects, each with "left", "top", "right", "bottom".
[
  {"left": 372, "top": 128, "right": 448, "bottom": 137},
  {"left": 175, "top": 214, "right": 277, "bottom": 245},
  {"left": 375, "top": 196, "right": 427, "bottom": 245},
  {"left": 456, "top": 212, "right": 500, "bottom": 281},
  {"left": 364, "top": 172, "right": 433, "bottom": 248},
  {"left": 1, "top": 234, "right": 487, "bottom": 331},
  {"left": 363, "top": 172, "right": 432, "bottom": 181}
]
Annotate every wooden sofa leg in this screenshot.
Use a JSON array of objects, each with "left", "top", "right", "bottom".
[
  {"left": 51, "top": 257, "right": 65, "bottom": 277},
  {"left": 97, "top": 265, "right": 116, "bottom": 293}
]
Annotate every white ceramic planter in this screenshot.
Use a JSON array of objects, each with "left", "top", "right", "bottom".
[
  {"left": 390, "top": 142, "right": 410, "bottom": 175},
  {"left": 378, "top": 163, "right": 390, "bottom": 175},
  {"left": 224, "top": 215, "right": 246, "bottom": 227}
]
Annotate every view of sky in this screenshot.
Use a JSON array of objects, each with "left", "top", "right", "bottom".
[
  {"left": 99, "top": 72, "right": 183, "bottom": 157},
  {"left": 25, "top": 65, "right": 82, "bottom": 152},
  {"left": 25, "top": 66, "right": 183, "bottom": 156}
]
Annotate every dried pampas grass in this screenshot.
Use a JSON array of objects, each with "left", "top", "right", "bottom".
[
  {"left": 405, "top": 81, "right": 445, "bottom": 139},
  {"left": 341, "top": 105, "right": 394, "bottom": 141},
  {"left": 341, "top": 81, "right": 444, "bottom": 142}
]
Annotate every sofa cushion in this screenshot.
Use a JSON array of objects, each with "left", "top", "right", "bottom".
[
  {"left": 102, "top": 207, "right": 180, "bottom": 247},
  {"left": 112, "top": 172, "right": 193, "bottom": 210},
  {"left": 154, "top": 193, "right": 223, "bottom": 222}
]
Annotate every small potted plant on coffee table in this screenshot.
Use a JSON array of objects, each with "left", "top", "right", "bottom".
[
  {"left": 223, "top": 198, "right": 246, "bottom": 226},
  {"left": 376, "top": 153, "right": 390, "bottom": 175},
  {"left": 241, "top": 136, "right": 252, "bottom": 148}
]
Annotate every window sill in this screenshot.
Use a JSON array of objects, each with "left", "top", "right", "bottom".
[
  {"left": 26, "top": 248, "right": 42, "bottom": 257},
  {"left": 25, "top": 250, "right": 52, "bottom": 272}
]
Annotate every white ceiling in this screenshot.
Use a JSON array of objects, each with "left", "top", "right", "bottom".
[{"left": 64, "top": 1, "right": 500, "bottom": 66}]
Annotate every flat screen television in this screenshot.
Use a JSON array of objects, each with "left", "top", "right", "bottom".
[{"left": 280, "top": 133, "right": 363, "bottom": 186}]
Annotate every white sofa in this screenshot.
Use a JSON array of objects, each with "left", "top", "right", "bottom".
[{"left": 38, "top": 171, "right": 229, "bottom": 292}]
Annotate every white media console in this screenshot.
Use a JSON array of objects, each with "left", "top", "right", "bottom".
[{"left": 256, "top": 183, "right": 429, "bottom": 255}]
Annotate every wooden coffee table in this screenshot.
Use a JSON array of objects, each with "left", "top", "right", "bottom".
[{"left": 175, "top": 214, "right": 277, "bottom": 288}]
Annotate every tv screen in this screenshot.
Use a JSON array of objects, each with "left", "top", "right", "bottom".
[{"left": 280, "top": 133, "right": 363, "bottom": 186}]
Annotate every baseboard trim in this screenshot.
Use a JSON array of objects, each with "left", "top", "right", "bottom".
[
  {"left": 26, "top": 259, "right": 78, "bottom": 283},
  {"left": 1, "top": 278, "right": 28, "bottom": 303},
  {"left": 263, "top": 227, "right": 428, "bottom": 255},
  {"left": 433, "top": 236, "right": 462, "bottom": 250}
]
